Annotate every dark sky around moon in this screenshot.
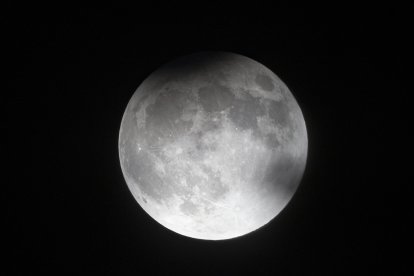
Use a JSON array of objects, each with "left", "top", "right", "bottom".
[{"left": 6, "top": 3, "right": 410, "bottom": 275}]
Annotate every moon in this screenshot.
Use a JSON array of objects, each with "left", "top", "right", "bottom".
[{"left": 119, "top": 52, "right": 307, "bottom": 240}]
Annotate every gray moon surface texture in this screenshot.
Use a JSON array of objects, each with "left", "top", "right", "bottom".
[{"left": 119, "top": 52, "right": 308, "bottom": 240}]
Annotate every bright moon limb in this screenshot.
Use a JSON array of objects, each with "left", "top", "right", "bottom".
[{"left": 119, "top": 52, "right": 307, "bottom": 240}]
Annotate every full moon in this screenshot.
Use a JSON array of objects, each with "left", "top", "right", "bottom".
[{"left": 119, "top": 52, "right": 307, "bottom": 240}]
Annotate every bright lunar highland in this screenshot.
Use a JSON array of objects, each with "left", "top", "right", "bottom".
[{"left": 119, "top": 52, "right": 308, "bottom": 240}]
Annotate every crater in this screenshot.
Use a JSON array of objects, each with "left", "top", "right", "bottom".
[
  {"left": 268, "top": 100, "right": 290, "bottom": 127},
  {"left": 131, "top": 93, "right": 150, "bottom": 114},
  {"left": 264, "top": 134, "right": 281, "bottom": 149},
  {"left": 255, "top": 73, "right": 274, "bottom": 91},
  {"left": 198, "top": 84, "right": 235, "bottom": 113},
  {"left": 228, "top": 94, "right": 265, "bottom": 131},
  {"left": 123, "top": 146, "right": 173, "bottom": 204},
  {"left": 145, "top": 89, "right": 194, "bottom": 142},
  {"left": 201, "top": 165, "right": 229, "bottom": 200},
  {"left": 180, "top": 200, "right": 199, "bottom": 215}
]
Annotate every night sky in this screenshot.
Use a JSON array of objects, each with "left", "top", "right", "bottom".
[{"left": 7, "top": 4, "right": 410, "bottom": 275}]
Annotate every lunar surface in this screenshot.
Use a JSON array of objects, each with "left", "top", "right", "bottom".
[{"left": 119, "top": 52, "right": 307, "bottom": 240}]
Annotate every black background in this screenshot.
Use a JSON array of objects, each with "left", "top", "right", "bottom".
[{"left": 6, "top": 3, "right": 410, "bottom": 275}]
